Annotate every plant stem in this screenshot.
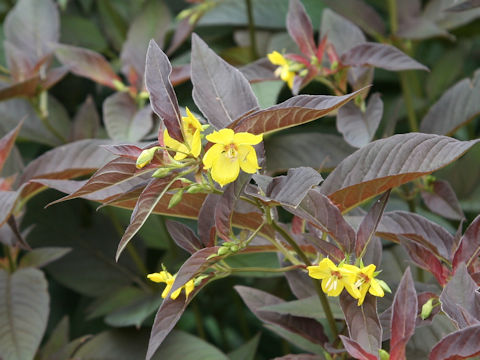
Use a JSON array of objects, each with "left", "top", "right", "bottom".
[
  {"left": 271, "top": 220, "right": 339, "bottom": 339},
  {"left": 3, "top": 245, "right": 15, "bottom": 272},
  {"left": 399, "top": 72, "right": 419, "bottom": 132},
  {"left": 388, "top": 0, "right": 398, "bottom": 35},
  {"left": 229, "top": 265, "right": 301, "bottom": 273},
  {"left": 245, "top": 0, "right": 258, "bottom": 59},
  {"left": 192, "top": 301, "right": 207, "bottom": 340}
]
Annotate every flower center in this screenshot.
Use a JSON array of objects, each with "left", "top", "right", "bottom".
[
  {"left": 354, "top": 272, "right": 370, "bottom": 288},
  {"left": 325, "top": 271, "right": 342, "bottom": 292},
  {"left": 224, "top": 143, "right": 238, "bottom": 159}
]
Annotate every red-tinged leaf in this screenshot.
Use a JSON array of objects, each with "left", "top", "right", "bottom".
[
  {"left": 4, "top": 0, "right": 59, "bottom": 65},
  {"left": 390, "top": 268, "right": 417, "bottom": 360},
  {"left": 215, "top": 181, "right": 244, "bottom": 242},
  {"left": 337, "top": 93, "right": 383, "bottom": 148},
  {"left": 231, "top": 89, "right": 366, "bottom": 135},
  {"left": 120, "top": 0, "right": 171, "bottom": 90},
  {"left": 240, "top": 58, "right": 278, "bottom": 83},
  {"left": 101, "top": 144, "right": 144, "bottom": 160},
  {"left": 429, "top": 324, "right": 480, "bottom": 360},
  {"left": 41, "top": 66, "right": 69, "bottom": 91},
  {"left": 286, "top": 0, "right": 316, "bottom": 58},
  {"left": 0, "top": 76, "right": 41, "bottom": 101},
  {"left": 341, "top": 43, "right": 428, "bottom": 71},
  {"left": 0, "top": 122, "right": 22, "bottom": 174},
  {"left": 321, "top": 134, "right": 480, "bottom": 212},
  {"left": 70, "top": 96, "right": 100, "bottom": 141},
  {"left": 377, "top": 211, "right": 454, "bottom": 261},
  {"left": 420, "top": 70, "right": 480, "bottom": 136},
  {"left": 54, "top": 44, "right": 121, "bottom": 88},
  {"left": 0, "top": 191, "right": 21, "bottom": 228},
  {"left": 198, "top": 194, "right": 219, "bottom": 247},
  {"left": 440, "top": 263, "right": 480, "bottom": 329},
  {"left": 6, "top": 216, "right": 30, "bottom": 250},
  {"left": 304, "top": 233, "right": 345, "bottom": 263},
  {"left": 283, "top": 268, "right": 316, "bottom": 299},
  {"left": 170, "top": 64, "right": 191, "bottom": 86},
  {"left": 421, "top": 180, "right": 465, "bottom": 221},
  {"left": 340, "top": 292, "right": 382, "bottom": 355},
  {"left": 103, "top": 92, "right": 153, "bottom": 141},
  {"left": 274, "top": 355, "right": 323, "bottom": 360},
  {"left": 166, "top": 16, "right": 195, "bottom": 56},
  {"left": 447, "top": 0, "right": 480, "bottom": 11},
  {"left": 235, "top": 285, "right": 328, "bottom": 346},
  {"left": 319, "top": 0, "right": 385, "bottom": 37},
  {"left": 146, "top": 276, "right": 212, "bottom": 360},
  {"left": 116, "top": 177, "right": 180, "bottom": 261},
  {"left": 356, "top": 190, "right": 390, "bottom": 258},
  {"left": 191, "top": 34, "right": 259, "bottom": 129},
  {"left": 339, "top": 336, "right": 378, "bottom": 360},
  {"left": 285, "top": 189, "right": 355, "bottom": 254},
  {"left": 165, "top": 220, "right": 203, "bottom": 254},
  {"left": 250, "top": 167, "right": 323, "bottom": 208},
  {"left": 453, "top": 215, "right": 480, "bottom": 270},
  {"left": 320, "top": 9, "right": 366, "bottom": 56},
  {"left": 145, "top": 40, "right": 183, "bottom": 143}
]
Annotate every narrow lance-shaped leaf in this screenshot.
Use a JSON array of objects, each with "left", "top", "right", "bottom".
[
  {"left": 341, "top": 43, "right": 429, "bottom": 71},
  {"left": 54, "top": 44, "right": 121, "bottom": 88},
  {"left": 19, "top": 247, "right": 71, "bottom": 269},
  {"left": 320, "top": 134, "right": 480, "bottom": 212},
  {"left": 356, "top": 190, "right": 390, "bottom": 258},
  {"left": 286, "top": 0, "right": 316, "bottom": 58},
  {"left": 453, "top": 215, "right": 480, "bottom": 270},
  {"left": 145, "top": 40, "right": 183, "bottom": 142},
  {"left": 0, "top": 121, "right": 22, "bottom": 174},
  {"left": 191, "top": 33, "right": 259, "bottom": 129},
  {"left": 165, "top": 220, "right": 203, "bottom": 254},
  {"left": 339, "top": 336, "right": 378, "bottom": 360},
  {"left": 198, "top": 194, "right": 220, "bottom": 247},
  {"left": 70, "top": 96, "right": 100, "bottom": 141},
  {"left": 421, "top": 179, "right": 464, "bottom": 221},
  {"left": 390, "top": 268, "right": 417, "bottom": 360},
  {"left": 429, "top": 324, "right": 480, "bottom": 360},
  {"left": 340, "top": 292, "right": 382, "bottom": 355},
  {"left": 447, "top": 0, "right": 480, "bottom": 11},
  {"left": 420, "top": 70, "right": 480, "bottom": 136},
  {"left": 231, "top": 88, "right": 366, "bottom": 135}
]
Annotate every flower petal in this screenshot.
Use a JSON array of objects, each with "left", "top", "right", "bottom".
[
  {"left": 238, "top": 145, "right": 260, "bottom": 173},
  {"left": 211, "top": 153, "right": 240, "bottom": 187},
  {"left": 233, "top": 132, "right": 263, "bottom": 145},
  {"left": 170, "top": 287, "right": 182, "bottom": 300},
  {"left": 191, "top": 129, "right": 202, "bottom": 158},
  {"left": 369, "top": 279, "right": 385, "bottom": 298},
  {"left": 203, "top": 143, "right": 224, "bottom": 169},
  {"left": 184, "top": 279, "right": 195, "bottom": 299},
  {"left": 206, "top": 128, "right": 234, "bottom": 145},
  {"left": 164, "top": 129, "right": 188, "bottom": 160},
  {"left": 147, "top": 272, "right": 168, "bottom": 283},
  {"left": 184, "top": 107, "right": 202, "bottom": 130},
  {"left": 268, "top": 51, "right": 287, "bottom": 66}
]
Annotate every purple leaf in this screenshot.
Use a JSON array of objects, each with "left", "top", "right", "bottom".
[
  {"left": 356, "top": 190, "right": 390, "bottom": 258},
  {"left": 54, "top": 44, "right": 121, "bottom": 88},
  {"left": 340, "top": 292, "right": 382, "bottom": 355},
  {"left": 101, "top": 144, "right": 144, "bottom": 160},
  {"left": 235, "top": 285, "right": 328, "bottom": 346},
  {"left": 146, "top": 276, "right": 212, "bottom": 360},
  {"left": 390, "top": 268, "right": 417, "bottom": 360},
  {"left": 421, "top": 180, "right": 465, "bottom": 221},
  {"left": 19, "top": 247, "right": 71, "bottom": 269},
  {"left": 6, "top": 216, "right": 30, "bottom": 250},
  {"left": 0, "top": 122, "right": 22, "bottom": 174},
  {"left": 286, "top": 0, "right": 316, "bottom": 58},
  {"left": 116, "top": 177, "right": 179, "bottom": 261},
  {"left": 145, "top": 40, "right": 183, "bottom": 143},
  {"left": 231, "top": 89, "right": 366, "bottom": 135},
  {"left": 70, "top": 96, "right": 100, "bottom": 141},
  {"left": 337, "top": 93, "right": 383, "bottom": 148},
  {"left": 250, "top": 167, "right": 323, "bottom": 207},
  {"left": 285, "top": 189, "right": 355, "bottom": 254},
  {"left": 274, "top": 355, "right": 323, "bottom": 360},
  {"left": 165, "top": 220, "right": 203, "bottom": 254},
  {"left": 339, "top": 336, "right": 378, "bottom": 360},
  {"left": 120, "top": 0, "right": 171, "bottom": 89},
  {"left": 429, "top": 324, "right": 480, "bottom": 360},
  {"left": 103, "top": 92, "right": 152, "bottom": 141},
  {"left": 447, "top": 0, "right": 480, "bottom": 11},
  {"left": 453, "top": 215, "right": 480, "bottom": 270},
  {"left": 191, "top": 34, "right": 259, "bottom": 129},
  {"left": 440, "top": 263, "right": 480, "bottom": 329},
  {"left": 377, "top": 211, "right": 454, "bottom": 261},
  {"left": 341, "top": 43, "right": 428, "bottom": 71},
  {"left": 320, "top": 134, "right": 480, "bottom": 212},
  {"left": 198, "top": 194, "right": 221, "bottom": 248},
  {"left": 420, "top": 70, "right": 480, "bottom": 135},
  {"left": 240, "top": 58, "right": 278, "bottom": 83}
]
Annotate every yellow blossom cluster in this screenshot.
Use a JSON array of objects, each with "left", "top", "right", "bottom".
[
  {"left": 147, "top": 270, "right": 195, "bottom": 300},
  {"left": 267, "top": 51, "right": 296, "bottom": 89},
  {"left": 136, "top": 107, "right": 263, "bottom": 187},
  {"left": 307, "top": 258, "right": 389, "bottom": 306}
]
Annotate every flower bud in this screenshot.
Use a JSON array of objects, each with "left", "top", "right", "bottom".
[
  {"left": 168, "top": 189, "right": 184, "bottom": 209},
  {"left": 186, "top": 184, "right": 208, "bottom": 194},
  {"left": 152, "top": 167, "right": 171, "bottom": 178},
  {"left": 217, "top": 246, "right": 229, "bottom": 256},
  {"left": 136, "top": 147, "right": 160, "bottom": 169},
  {"left": 421, "top": 298, "right": 434, "bottom": 320},
  {"left": 379, "top": 349, "right": 390, "bottom": 360}
]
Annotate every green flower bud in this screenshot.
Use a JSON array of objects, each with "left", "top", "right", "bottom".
[
  {"left": 217, "top": 246, "right": 229, "bottom": 256},
  {"left": 421, "top": 298, "right": 435, "bottom": 320},
  {"left": 112, "top": 79, "right": 128, "bottom": 92},
  {"left": 186, "top": 184, "right": 208, "bottom": 194},
  {"left": 136, "top": 147, "right": 160, "bottom": 169},
  {"left": 168, "top": 189, "right": 184, "bottom": 209},
  {"left": 152, "top": 167, "right": 171, "bottom": 178},
  {"left": 230, "top": 245, "right": 239, "bottom": 252},
  {"left": 379, "top": 349, "right": 390, "bottom": 360}
]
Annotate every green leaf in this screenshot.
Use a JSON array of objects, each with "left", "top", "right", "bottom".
[
  {"left": 105, "top": 292, "right": 163, "bottom": 328},
  {"left": 250, "top": 81, "right": 283, "bottom": 109},
  {"left": 59, "top": 14, "right": 108, "bottom": 53},
  {"left": 228, "top": 333, "right": 261, "bottom": 360},
  {"left": 19, "top": 247, "right": 71, "bottom": 269},
  {"left": 261, "top": 295, "right": 343, "bottom": 320},
  {"left": 0, "top": 268, "right": 49, "bottom": 360},
  {"left": 38, "top": 317, "right": 69, "bottom": 360}
]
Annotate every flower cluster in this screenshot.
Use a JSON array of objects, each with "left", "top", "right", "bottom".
[
  {"left": 147, "top": 269, "right": 195, "bottom": 300},
  {"left": 307, "top": 258, "right": 390, "bottom": 306},
  {"left": 136, "top": 109, "right": 263, "bottom": 187}
]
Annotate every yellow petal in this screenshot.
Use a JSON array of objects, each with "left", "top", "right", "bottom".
[
  {"left": 267, "top": 51, "right": 287, "bottom": 66},
  {"left": 211, "top": 153, "right": 240, "bottom": 187},
  {"left": 307, "top": 258, "right": 336, "bottom": 279},
  {"left": 369, "top": 279, "right": 384, "bottom": 298},
  {"left": 203, "top": 143, "right": 224, "bottom": 169},
  {"left": 184, "top": 279, "right": 195, "bottom": 298},
  {"left": 206, "top": 128, "right": 235, "bottom": 145},
  {"left": 238, "top": 145, "right": 260, "bottom": 173},
  {"left": 170, "top": 287, "right": 182, "bottom": 300},
  {"left": 344, "top": 281, "right": 361, "bottom": 299},
  {"left": 362, "top": 264, "right": 376, "bottom": 278},
  {"left": 161, "top": 282, "right": 173, "bottom": 299},
  {"left": 190, "top": 129, "right": 202, "bottom": 158},
  {"left": 184, "top": 107, "right": 202, "bottom": 130},
  {"left": 356, "top": 284, "right": 370, "bottom": 306},
  {"left": 147, "top": 271, "right": 169, "bottom": 283},
  {"left": 233, "top": 132, "right": 263, "bottom": 145},
  {"left": 322, "top": 277, "right": 344, "bottom": 296},
  {"left": 163, "top": 129, "right": 182, "bottom": 151}
]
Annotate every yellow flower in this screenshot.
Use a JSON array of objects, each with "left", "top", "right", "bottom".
[
  {"left": 203, "top": 128, "right": 263, "bottom": 187},
  {"left": 163, "top": 107, "right": 202, "bottom": 160},
  {"left": 307, "top": 258, "right": 360, "bottom": 298},
  {"left": 342, "top": 263, "right": 385, "bottom": 306},
  {"left": 267, "top": 51, "right": 295, "bottom": 89},
  {"left": 147, "top": 271, "right": 195, "bottom": 300}
]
